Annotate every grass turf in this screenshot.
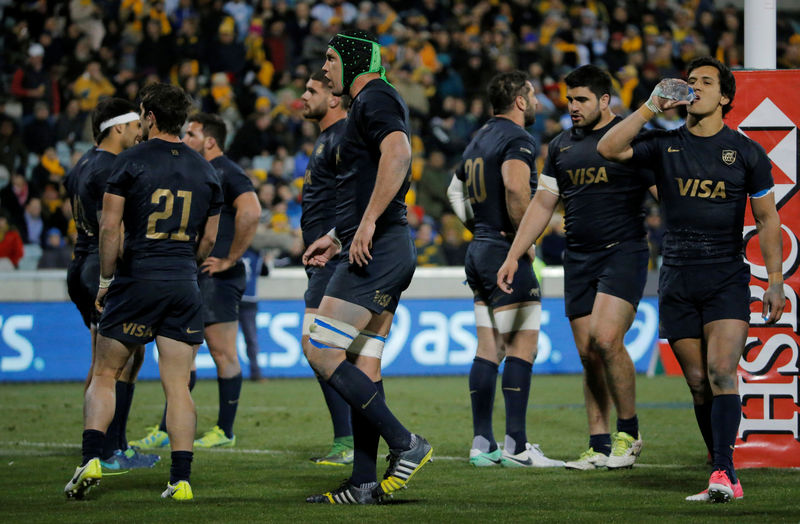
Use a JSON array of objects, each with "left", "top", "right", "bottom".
[{"left": 1, "top": 375, "right": 798, "bottom": 523}]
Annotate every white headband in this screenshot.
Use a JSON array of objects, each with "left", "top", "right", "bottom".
[{"left": 99, "top": 112, "right": 139, "bottom": 132}]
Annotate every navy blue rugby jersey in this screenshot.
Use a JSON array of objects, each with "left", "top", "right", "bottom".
[
  {"left": 301, "top": 118, "right": 345, "bottom": 247},
  {"left": 455, "top": 117, "right": 537, "bottom": 240},
  {"left": 105, "top": 139, "right": 223, "bottom": 280},
  {"left": 208, "top": 154, "right": 255, "bottom": 260},
  {"left": 631, "top": 124, "right": 773, "bottom": 265},
  {"left": 542, "top": 117, "right": 654, "bottom": 251},
  {"left": 334, "top": 79, "right": 411, "bottom": 246},
  {"left": 64, "top": 147, "right": 102, "bottom": 256}
]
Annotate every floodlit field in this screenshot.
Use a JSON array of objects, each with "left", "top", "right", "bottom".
[{"left": 1, "top": 375, "right": 798, "bottom": 523}]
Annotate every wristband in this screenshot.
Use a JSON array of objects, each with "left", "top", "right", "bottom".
[
  {"left": 644, "top": 97, "right": 662, "bottom": 114},
  {"left": 99, "top": 275, "right": 114, "bottom": 289},
  {"left": 326, "top": 228, "right": 342, "bottom": 250}
]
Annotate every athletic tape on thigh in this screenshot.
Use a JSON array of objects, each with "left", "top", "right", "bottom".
[
  {"left": 474, "top": 304, "right": 494, "bottom": 328},
  {"left": 302, "top": 313, "right": 314, "bottom": 336},
  {"left": 346, "top": 330, "right": 386, "bottom": 359},
  {"left": 308, "top": 315, "right": 359, "bottom": 350},
  {"left": 493, "top": 303, "right": 541, "bottom": 334}
]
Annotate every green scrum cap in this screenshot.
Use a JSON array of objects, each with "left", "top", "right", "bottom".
[{"left": 327, "top": 30, "right": 389, "bottom": 91}]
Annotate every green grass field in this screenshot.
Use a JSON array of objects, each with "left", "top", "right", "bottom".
[{"left": 1, "top": 375, "right": 798, "bottom": 523}]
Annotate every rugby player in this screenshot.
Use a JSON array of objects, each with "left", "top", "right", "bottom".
[
  {"left": 64, "top": 98, "right": 160, "bottom": 471},
  {"left": 65, "top": 83, "right": 223, "bottom": 501},
  {"left": 448, "top": 71, "right": 562, "bottom": 469},
  {"left": 301, "top": 30, "right": 431, "bottom": 504},
  {"left": 300, "top": 70, "right": 354, "bottom": 466},
  {"left": 497, "top": 65, "right": 654, "bottom": 470},
  {"left": 597, "top": 56, "right": 785, "bottom": 502},
  {"left": 185, "top": 112, "right": 260, "bottom": 448}
]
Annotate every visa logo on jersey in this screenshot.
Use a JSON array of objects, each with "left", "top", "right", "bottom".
[
  {"left": 676, "top": 178, "right": 727, "bottom": 199},
  {"left": 566, "top": 167, "right": 609, "bottom": 185}
]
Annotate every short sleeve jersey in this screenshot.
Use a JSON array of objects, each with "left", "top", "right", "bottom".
[
  {"left": 301, "top": 118, "right": 345, "bottom": 248},
  {"left": 105, "top": 139, "right": 223, "bottom": 280},
  {"left": 335, "top": 79, "right": 411, "bottom": 246},
  {"left": 64, "top": 147, "right": 103, "bottom": 256},
  {"left": 541, "top": 117, "right": 655, "bottom": 251},
  {"left": 208, "top": 154, "right": 255, "bottom": 260},
  {"left": 455, "top": 117, "right": 537, "bottom": 239},
  {"left": 631, "top": 125, "right": 773, "bottom": 265}
]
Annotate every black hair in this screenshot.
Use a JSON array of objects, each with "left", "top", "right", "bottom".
[
  {"left": 139, "top": 83, "right": 191, "bottom": 136},
  {"left": 92, "top": 97, "right": 139, "bottom": 143},
  {"left": 487, "top": 70, "right": 531, "bottom": 115},
  {"left": 564, "top": 65, "right": 613, "bottom": 101},
  {"left": 686, "top": 56, "right": 736, "bottom": 116},
  {"left": 187, "top": 112, "right": 227, "bottom": 150}
]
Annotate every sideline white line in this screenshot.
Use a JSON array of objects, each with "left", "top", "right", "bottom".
[{"left": 0, "top": 441, "right": 689, "bottom": 467}]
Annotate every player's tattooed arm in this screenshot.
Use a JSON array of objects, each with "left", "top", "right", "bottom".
[
  {"left": 196, "top": 214, "right": 220, "bottom": 263},
  {"left": 497, "top": 188, "right": 558, "bottom": 294},
  {"left": 201, "top": 191, "right": 260, "bottom": 275},
  {"left": 751, "top": 192, "right": 785, "bottom": 324},
  {"left": 96, "top": 192, "right": 125, "bottom": 311},
  {"left": 351, "top": 130, "right": 411, "bottom": 267}
]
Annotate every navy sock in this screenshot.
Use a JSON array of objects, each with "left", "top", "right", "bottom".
[
  {"left": 170, "top": 450, "right": 193, "bottom": 484},
  {"left": 712, "top": 394, "right": 741, "bottom": 483},
  {"left": 160, "top": 370, "right": 195, "bottom": 432},
  {"left": 317, "top": 375, "right": 352, "bottom": 438},
  {"left": 502, "top": 356, "right": 532, "bottom": 454},
  {"left": 693, "top": 402, "right": 714, "bottom": 457},
  {"left": 217, "top": 373, "right": 242, "bottom": 438},
  {"left": 327, "top": 361, "right": 410, "bottom": 450},
  {"left": 469, "top": 357, "right": 498, "bottom": 451},
  {"left": 102, "top": 382, "right": 129, "bottom": 459},
  {"left": 82, "top": 429, "right": 105, "bottom": 466},
  {"left": 118, "top": 382, "right": 135, "bottom": 450},
  {"left": 616, "top": 415, "right": 639, "bottom": 438},
  {"left": 350, "top": 380, "right": 385, "bottom": 486},
  {"left": 589, "top": 433, "right": 612, "bottom": 456}
]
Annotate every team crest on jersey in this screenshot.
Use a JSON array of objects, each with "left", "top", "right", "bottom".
[
  {"left": 316, "top": 143, "right": 325, "bottom": 156},
  {"left": 721, "top": 149, "right": 736, "bottom": 165}
]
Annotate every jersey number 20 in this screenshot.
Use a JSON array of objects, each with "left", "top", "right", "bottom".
[
  {"left": 464, "top": 157, "right": 486, "bottom": 204},
  {"left": 146, "top": 189, "right": 193, "bottom": 241}
]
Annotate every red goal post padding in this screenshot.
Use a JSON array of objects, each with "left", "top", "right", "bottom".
[{"left": 727, "top": 70, "right": 800, "bottom": 468}]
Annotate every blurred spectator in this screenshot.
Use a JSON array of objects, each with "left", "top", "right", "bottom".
[
  {"left": 228, "top": 111, "right": 278, "bottom": 162},
  {"left": 645, "top": 206, "right": 665, "bottom": 270},
  {"left": 72, "top": 59, "right": 116, "bottom": 112},
  {"left": 415, "top": 220, "right": 446, "bottom": 267},
  {"left": 0, "top": 173, "right": 33, "bottom": 230},
  {"left": 0, "top": 212, "right": 24, "bottom": 269},
  {"left": 55, "top": 98, "right": 88, "bottom": 147},
  {"left": 208, "top": 17, "right": 247, "bottom": 82},
  {"left": 23, "top": 102, "right": 57, "bottom": 155},
  {"left": 37, "top": 227, "right": 72, "bottom": 269},
  {"left": 415, "top": 150, "right": 452, "bottom": 223},
  {"left": 0, "top": 117, "right": 28, "bottom": 176},
  {"left": 32, "top": 147, "right": 66, "bottom": 193},
  {"left": 21, "top": 197, "right": 45, "bottom": 246},
  {"left": 441, "top": 214, "right": 468, "bottom": 266},
  {"left": 540, "top": 213, "right": 566, "bottom": 266},
  {"left": 137, "top": 18, "right": 176, "bottom": 79},
  {"left": 11, "top": 44, "right": 60, "bottom": 118}
]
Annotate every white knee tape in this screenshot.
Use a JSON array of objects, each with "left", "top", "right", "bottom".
[
  {"left": 302, "top": 313, "right": 314, "bottom": 336},
  {"left": 346, "top": 330, "right": 386, "bottom": 359},
  {"left": 474, "top": 304, "right": 494, "bottom": 328},
  {"left": 494, "top": 303, "right": 541, "bottom": 334},
  {"left": 308, "top": 315, "right": 359, "bottom": 349}
]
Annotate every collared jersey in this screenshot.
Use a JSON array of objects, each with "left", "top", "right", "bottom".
[
  {"left": 455, "top": 117, "right": 537, "bottom": 240},
  {"left": 541, "top": 117, "right": 654, "bottom": 251},
  {"left": 631, "top": 124, "right": 773, "bottom": 265},
  {"left": 302, "top": 118, "right": 345, "bottom": 248},
  {"left": 105, "top": 138, "right": 223, "bottom": 280},
  {"left": 335, "top": 79, "right": 411, "bottom": 246}
]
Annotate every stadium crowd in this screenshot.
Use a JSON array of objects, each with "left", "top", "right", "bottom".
[{"left": 0, "top": 0, "right": 798, "bottom": 271}]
